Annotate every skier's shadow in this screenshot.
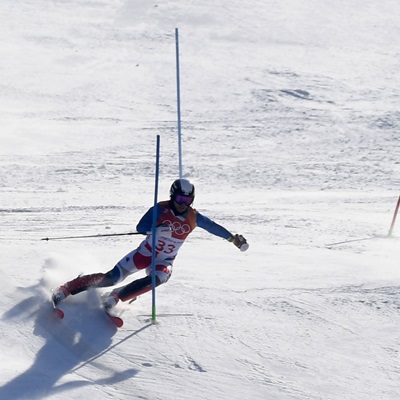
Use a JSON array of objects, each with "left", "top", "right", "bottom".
[{"left": 0, "top": 291, "right": 145, "bottom": 400}]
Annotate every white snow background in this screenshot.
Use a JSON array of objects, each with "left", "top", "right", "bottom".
[{"left": 0, "top": 1, "right": 399, "bottom": 399}]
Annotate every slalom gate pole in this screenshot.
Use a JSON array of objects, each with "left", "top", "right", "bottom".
[
  {"left": 151, "top": 135, "right": 161, "bottom": 323},
  {"left": 388, "top": 195, "right": 400, "bottom": 236},
  {"left": 175, "top": 28, "right": 183, "bottom": 179},
  {"left": 41, "top": 232, "right": 144, "bottom": 241}
]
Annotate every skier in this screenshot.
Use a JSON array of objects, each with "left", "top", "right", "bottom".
[{"left": 52, "top": 178, "right": 249, "bottom": 311}]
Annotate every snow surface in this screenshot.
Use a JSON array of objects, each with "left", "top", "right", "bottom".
[{"left": 1, "top": 1, "right": 400, "bottom": 399}]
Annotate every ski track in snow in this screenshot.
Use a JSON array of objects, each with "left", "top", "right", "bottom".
[{"left": 1, "top": 0, "right": 400, "bottom": 399}]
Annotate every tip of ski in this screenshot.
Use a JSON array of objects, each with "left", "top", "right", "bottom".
[
  {"left": 51, "top": 299, "right": 65, "bottom": 319},
  {"left": 54, "top": 307, "right": 65, "bottom": 319},
  {"left": 106, "top": 312, "right": 124, "bottom": 328}
]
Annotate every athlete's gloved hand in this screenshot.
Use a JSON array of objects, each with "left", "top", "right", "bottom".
[
  {"left": 155, "top": 224, "right": 172, "bottom": 239},
  {"left": 229, "top": 234, "right": 249, "bottom": 252}
]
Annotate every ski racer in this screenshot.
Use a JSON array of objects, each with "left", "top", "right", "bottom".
[{"left": 52, "top": 178, "right": 249, "bottom": 310}]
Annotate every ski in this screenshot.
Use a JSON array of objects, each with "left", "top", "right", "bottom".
[
  {"left": 50, "top": 302, "right": 123, "bottom": 327},
  {"left": 105, "top": 310, "right": 124, "bottom": 328},
  {"left": 50, "top": 292, "right": 123, "bottom": 327},
  {"left": 51, "top": 298, "right": 65, "bottom": 319},
  {"left": 50, "top": 305, "right": 122, "bottom": 327}
]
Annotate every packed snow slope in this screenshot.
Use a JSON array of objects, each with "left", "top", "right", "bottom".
[{"left": 0, "top": 1, "right": 399, "bottom": 399}]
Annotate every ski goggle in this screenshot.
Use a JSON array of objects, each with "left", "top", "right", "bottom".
[{"left": 174, "top": 194, "right": 193, "bottom": 206}]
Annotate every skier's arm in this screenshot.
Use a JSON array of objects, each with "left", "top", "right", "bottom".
[
  {"left": 136, "top": 204, "right": 163, "bottom": 233},
  {"left": 196, "top": 212, "right": 233, "bottom": 239},
  {"left": 196, "top": 211, "right": 249, "bottom": 251}
]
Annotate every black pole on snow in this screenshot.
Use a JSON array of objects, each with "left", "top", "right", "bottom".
[{"left": 41, "top": 232, "right": 144, "bottom": 241}]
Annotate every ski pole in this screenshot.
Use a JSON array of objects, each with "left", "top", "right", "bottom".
[
  {"left": 325, "top": 236, "right": 377, "bottom": 247},
  {"left": 41, "top": 232, "right": 145, "bottom": 241},
  {"left": 388, "top": 195, "right": 400, "bottom": 236}
]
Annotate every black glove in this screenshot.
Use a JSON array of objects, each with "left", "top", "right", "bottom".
[{"left": 228, "top": 234, "right": 249, "bottom": 252}]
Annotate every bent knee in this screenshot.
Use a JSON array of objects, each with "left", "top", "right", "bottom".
[{"left": 155, "top": 265, "right": 172, "bottom": 284}]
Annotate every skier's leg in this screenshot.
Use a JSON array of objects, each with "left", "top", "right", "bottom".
[
  {"left": 52, "top": 268, "right": 119, "bottom": 304},
  {"left": 103, "top": 263, "right": 172, "bottom": 309},
  {"left": 52, "top": 247, "right": 145, "bottom": 304}
]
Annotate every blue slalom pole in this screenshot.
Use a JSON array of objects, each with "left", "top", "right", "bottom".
[
  {"left": 151, "top": 135, "right": 161, "bottom": 322},
  {"left": 175, "top": 28, "right": 183, "bottom": 179}
]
